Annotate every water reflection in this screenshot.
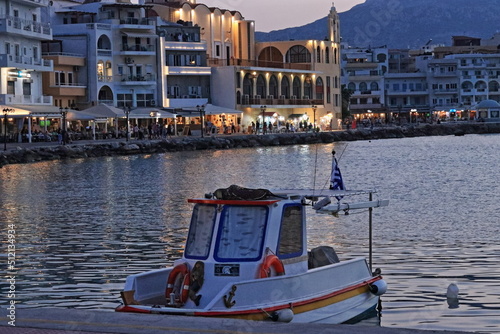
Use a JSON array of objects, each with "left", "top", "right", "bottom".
[{"left": 0, "top": 135, "right": 499, "bottom": 332}]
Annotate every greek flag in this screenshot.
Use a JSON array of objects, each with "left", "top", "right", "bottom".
[{"left": 330, "top": 157, "right": 345, "bottom": 200}]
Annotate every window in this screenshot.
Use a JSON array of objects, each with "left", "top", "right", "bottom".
[
  {"left": 136, "top": 93, "right": 154, "bottom": 107},
  {"left": 277, "top": 205, "right": 303, "bottom": 258},
  {"left": 185, "top": 204, "right": 217, "bottom": 259},
  {"left": 215, "top": 206, "right": 267, "bottom": 261},
  {"left": 216, "top": 44, "right": 221, "bottom": 57},
  {"left": 116, "top": 94, "right": 133, "bottom": 107},
  {"left": 23, "top": 82, "right": 31, "bottom": 96},
  {"left": 7, "top": 81, "right": 15, "bottom": 95}
]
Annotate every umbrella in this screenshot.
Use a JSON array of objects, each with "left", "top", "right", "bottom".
[{"left": 80, "top": 104, "right": 123, "bottom": 118}]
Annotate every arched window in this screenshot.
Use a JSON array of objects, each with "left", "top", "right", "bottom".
[
  {"left": 334, "top": 47, "right": 338, "bottom": 64},
  {"left": 317, "top": 46, "right": 321, "bottom": 63},
  {"left": 97, "top": 35, "right": 111, "bottom": 50},
  {"left": 98, "top": 85, "right": 114, "bottom": 104},
  {"left": 292, "top": 76, "right": 301, "bottom": 98},
  {"left": 243, "top": 73, "right": 253, "bottom": 97},
  {"left": 286, "top": 45, "right": 311, "bottom": 63},
  {"left": 269, "top": 75, "right": 278, "bottom": 98},
  {"left": 325, "top": 47, "right": 330, "bottom": 63},
  {"left": 258, "top": 46, "right": 283, "bottom": 67},
  {"left": 304, "top": 78, "right": 312, "bottom": 100},
  {"left": 347, "top": 82, "right": 356, "bottom": 92},
  {"left": 315, "top": 77, "right": 324, "bottom": 100},
  {"left": 281, "top": 76, "right": 290, "bottom": 98},
  {"left": 97, "top": 60, "right": 104, "bottom": 81},
  {"left": 489, "top": 81, "right": 499, "bottom": 92},
  {"left": 377, "top": 53, "right": 387, "bottom": 63},
  {"left": 370, "top": 82, "right": 379, "bottom": 91},
  {"left": 334, "top": 76, "right": 338, "bottom": 88},
  {"left": 256, "top": 74, "right": 266, "bottom": 97},
  {"left": 359, "top": 82, "right": 367, "bottom": 92},
  {"left": 461, "top": 81, "right": 473, "bottom": 90},
  {"left": 475, "top": 81, "right": 487, "bottom": 91}
]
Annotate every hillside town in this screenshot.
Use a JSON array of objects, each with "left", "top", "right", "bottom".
[{"left": 1, "top": 0, "right": 500, "bottom": 145}]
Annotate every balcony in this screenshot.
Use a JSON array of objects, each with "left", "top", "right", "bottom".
[
  {"left": 0, "top": 15, "right": 52, "bottom": 40},
  {"left": 0, "top": 94, "right": 53, "bottom": 105},
  {"left": 119, "top": 44, "right": 155, "bottom": 56},
  {"left": 0, "top": 54, "right": 53, "bottom": 71},
  {"left": 163, "top": 41, "right": 207, "bottom": 51},
  {"left": 238, "top": 96, "right": 323, "bottom": 107},
  {"left": 207, "top": 57, "right": 312, "bottom": 71},
  {"left": 165, "top": 66, "right": 211, "bottom": 75},
  {"left": 118, "top": 74, "right": 156, "bottom": 85},
  {"left": 46, "top": 83, "right": 87, "bottom": 97},
  {"left": 118, "top": 18, "right": 154, "bottom": 30},
  {"left": 13, "top": 0, "right": 49, "bottom": 7}
]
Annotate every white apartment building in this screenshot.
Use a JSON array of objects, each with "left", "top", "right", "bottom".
[
  {"left": 341, "top": 45, "right": 388, "bottom": 121},
  {"left": 0, "top": 0, "right": 56, "bottom": 143},
  {"left": 49, "top": 0, "right": 159, "bottom": 111}
]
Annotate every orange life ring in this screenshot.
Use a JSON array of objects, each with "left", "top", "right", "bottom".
[
  {"left": 259, "top": 255, "right": 285, "bottom": 278},
  {"left": 165, "top": 263, "right": 190, "bottom": 304}
]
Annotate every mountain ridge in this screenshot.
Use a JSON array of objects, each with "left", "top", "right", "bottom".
[{"left": 255, "top": 0, "right": 500, "bottom": 49}]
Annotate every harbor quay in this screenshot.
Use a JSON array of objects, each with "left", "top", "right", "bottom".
[
  {"left": 1, "top": 122, "right": 500, "bottom": 168},
  {"left": 0, "top": 308, "right": 475, "bottom": 334}
]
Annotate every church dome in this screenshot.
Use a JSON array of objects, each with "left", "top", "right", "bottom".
[{"left": 474, "top": 99, "right": 500, "bottom": 109}]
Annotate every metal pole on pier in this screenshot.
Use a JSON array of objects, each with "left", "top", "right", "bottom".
[{"left": 369, "top": 192, "right": 373, "bottom": 272}]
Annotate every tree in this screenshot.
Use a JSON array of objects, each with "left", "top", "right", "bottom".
[{"left": 341, "top": 85, "right": 352, "bottom": 120}]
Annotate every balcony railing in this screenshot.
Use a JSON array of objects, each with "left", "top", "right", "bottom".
[
  {"left": 239, "top": 97, "right": 323, "bottom": 106},
  {"left": 121, "top": 44, "right": 155, "bottom": 52},
  {"left": 0, "top": 15, "right": 51, "bottom": 37},
  {"left": 207, "top": 57, "right": 312, "bottom": 71},
  {"left": 98, "top": 74, "right": 156, "bottom": 83}
]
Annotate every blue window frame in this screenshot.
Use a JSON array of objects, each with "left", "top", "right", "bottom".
[
  {"left": 277, "top": 204, "right": 303, "bottom": 259},
  {"left": 184, "top": 204, "right": 217, "bottom": 260},
  {"left": 214, "top": 205, "right": 268, "bottom": 262}
]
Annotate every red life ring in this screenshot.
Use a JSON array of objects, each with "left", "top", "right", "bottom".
[
  {"left": 259, "top": 255, "right": 285, "bottom": 278},
  {"left": 165, "top": 263, "right": 190, "bottom": 304}
]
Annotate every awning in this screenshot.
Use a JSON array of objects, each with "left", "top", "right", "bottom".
[
  {"left": 80, "top": 104, "right": 123, "bottom": 118},
  {"left": 128, "top": 107, "right": 176, "bottom": 118},
  {"left": 122, "top": 32, "right": 157, "bottom": 39},
  {"left": 10, "top": 105, "right": 61, "bottom": 114},
  {"left": 288, "top": 113, "right": 307, "bottom": 119},
  {"left": 203, "top": 104, "right": 242, "bottom": 115}
]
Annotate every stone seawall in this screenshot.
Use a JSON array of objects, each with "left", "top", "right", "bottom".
[{"left": 1, "top": 122, "right": 499, "bottom": 168}]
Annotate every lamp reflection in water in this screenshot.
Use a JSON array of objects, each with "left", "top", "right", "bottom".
[
  {"left": 2, "top": 108, "right": 14, "bottom": 151},
  {"left": 260, "top": 105, "right": 266, "bottom": 134},
  {"left": 123, "top": 105, "right": 131, "bottom": 141}
]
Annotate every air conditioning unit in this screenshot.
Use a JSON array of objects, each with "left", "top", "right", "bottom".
[
  {"left": 303, "top": 95, "right": 310, "bottom": 100},
  {"left": 279, "top": 95, "right": 286, "bottom": 99},
  {"left": 125, "top": 57, "right": 134, "bottom": 64},
  {"left": 73, "top": 66, "right": 79, "bottom": 72},
  {"left": 291, "top": 95, "right": 297, "bottom": 100},
  {"left": 267, "top": 95, "right": 274, "bottom": 99},
  {"left": 150, "top": 100, "right": 156, "bottom": 106},
  {"left": 255, "top": 95, "right": 261, "bottom": 99}
]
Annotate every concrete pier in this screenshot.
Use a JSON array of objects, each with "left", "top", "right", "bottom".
[{"left": 0, "top": 308, "right": 474, "bottom": 334}]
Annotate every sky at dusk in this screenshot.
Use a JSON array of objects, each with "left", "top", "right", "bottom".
[{"left": 198, "top": 0, "right": 365, "bottom": 32}]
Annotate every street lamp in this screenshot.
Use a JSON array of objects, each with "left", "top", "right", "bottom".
[
  {"left": 196, "top": 105, "right": 205, "bottom": 138},
  {"left": 311, "top": 104, "right": 317, "bottom": 130},
  {"left": 123, "top": 105, "right": 131, "bottom": 141},
  {"left": 2, "top": 108, "right": 14, "bottom": 151},
  {"left": 260, "top": 105, "right": 266, "bottom": 134},
  {"left": 59, "top": 106, "right": 69, "bottom": 145}
]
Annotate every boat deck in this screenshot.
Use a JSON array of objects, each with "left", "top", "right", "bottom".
[{"left": 1, "top": 308, "right": 474, "bottom": 334}]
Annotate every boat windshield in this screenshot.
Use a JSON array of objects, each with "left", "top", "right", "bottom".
[
  {"left": 185, "top": 204, "right": 217, "bottom": 259},
  {"left": 214, "top": 205, "right": 268, "bottom": 262}
]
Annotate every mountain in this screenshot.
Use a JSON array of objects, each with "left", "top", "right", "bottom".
[{"left": 255, "top": 0, "right": 500, "bottom": 49}]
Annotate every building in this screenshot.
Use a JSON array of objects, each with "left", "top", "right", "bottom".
[
  {"left": 0, "top": 0, "right": 56, "bottom": 143},
  {"left": 341, "top": 45, "right": 388, "bottom": 122}
]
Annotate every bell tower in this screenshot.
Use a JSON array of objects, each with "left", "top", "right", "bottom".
[{"left": 328, "top": 2, "right": 340, "bottom": 43}]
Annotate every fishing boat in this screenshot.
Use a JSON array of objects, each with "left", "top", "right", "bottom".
[{"left": 116, "top": 153, "right": 389, "bottom": 324}]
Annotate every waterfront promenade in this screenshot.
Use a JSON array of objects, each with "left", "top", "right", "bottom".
[
  {"left": 2, "top": 122, "right": 500, "bottom": 168},
  {"left": 0, "top": 308, "right": 475, "bottom": 334}
]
